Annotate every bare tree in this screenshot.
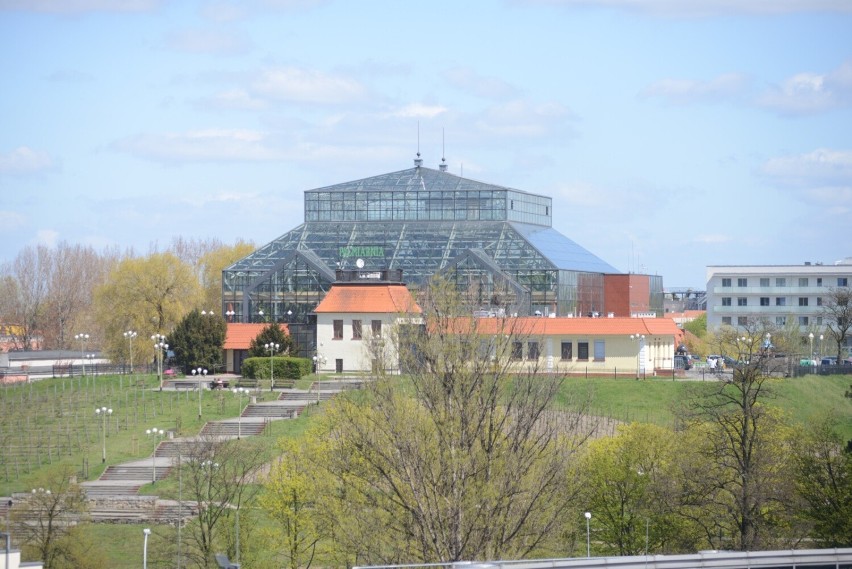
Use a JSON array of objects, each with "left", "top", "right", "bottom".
[
  {"left": 0, "top": 245, "right": 51, "bottom": 350},
  {"left": 315, "top": 275, "right": 594, "bottom": 564},
  {"left": 822, "top": 287, "right": 852, "bottom": 363}
]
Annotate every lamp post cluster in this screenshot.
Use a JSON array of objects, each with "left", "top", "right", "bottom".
[
  {"left": 233, "top": 387, "right": 248, "bottom": 439},
  {"left": 312, "top": 349, "right": 327, "bottom": 404},
  {"left": 146, "top": 428, "right": 165, "bottom": 483},
  {"left": 192, "top": 368, "right": 208, "bottom": 420},
  {"left": 152, "top": 334, "right": 168, "bottom": 391},
  {"left": 629, "top": 334, "right": 644, "bottom": 379},
  {"left": 123, "top": 330, "right": 137, "bottom": 373},
  {"left": 75, "top": 333, "right": 89, "bottom": 381},
  {"left": 95, "top": 406, "right": 113, "bottom": 463},
  {"left": 265, "top": 342, "right": 279, "bottom": 390}
]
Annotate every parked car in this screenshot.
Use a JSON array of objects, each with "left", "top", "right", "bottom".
[{"left": 821, "top": 356, "right": 837, "bottom": 366}]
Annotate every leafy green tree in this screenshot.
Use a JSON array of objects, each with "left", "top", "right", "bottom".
[
  {"left": 312, "top": 275, "right": 593, "bottom": 564},
  {"left": 792, "top": 415, "right": 852, "bottom": 546},
  {"left": 822, "top": 286, "right": 852, "bottom": 363},
  {"left": 93, "top": 251, "right": 201, "bottom": 364},
  {"left": 680, "top": 323, "right": 798, "bottom": 550},
  {"left": 248, "top": 323, "right": 294, "bottom": 357},
  {"left": 198, "top": 240, "right": 256, "bottom": 313},
  {"left": 682, "top": 312, "right": 706, "bottom": 339},
  {"left": 170, "top": 308, "right": 227, "bottom": 373}
]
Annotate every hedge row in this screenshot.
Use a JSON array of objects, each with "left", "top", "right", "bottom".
[{"left": 241, "top": 356, "right": 313, "bottom": 380}]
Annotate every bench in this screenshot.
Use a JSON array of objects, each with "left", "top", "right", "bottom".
[{"left": 209, "top": 379, "right": 230, "bottom": 390}]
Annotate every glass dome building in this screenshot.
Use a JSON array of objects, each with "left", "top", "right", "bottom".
[{"left": 222, "top": 158, "right": 655, "bottom": 337}]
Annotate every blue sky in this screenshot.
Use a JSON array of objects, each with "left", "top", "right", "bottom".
[{"left": 1, "top": 0, "right": 851, "bottom": 289}]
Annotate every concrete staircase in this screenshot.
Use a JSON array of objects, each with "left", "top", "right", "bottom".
[{"left": 200, "top": 419, "right": 267, "bottom": 438}]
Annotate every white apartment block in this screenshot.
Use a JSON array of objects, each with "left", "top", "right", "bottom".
[{"left": 706, "top": 259, "right": 852, "bottom": 333}]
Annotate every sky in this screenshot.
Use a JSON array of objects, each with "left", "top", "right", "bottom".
[{"left": 1, "top": 0, "right": 851, "bottom": 290}]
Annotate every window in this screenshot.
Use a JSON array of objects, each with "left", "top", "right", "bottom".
[
  {"left": 776, "top": 297, "right": 786, "bottom": 306},
  {"left": 817, "top": 316, "right": 823, "bottom": 325},
  {"left": 511, "top": 341, "right": 523, "bottom": 360},
  {"left": 578, "top": 342, "right": 590, "bottom": 360},
  {"left": 799, "top": 316, "right": 809, "bottom": 326},
  {"left": 352, "top": 319, "right": 362, "bottom": 340},
  {"left": 799, "top": 277, "right": 808, "bottom": 287},
  {"left": 798, "top": 297, "right": 808, "bottom": 307},
  {"left": 528, "top": 341, "right": 540, "bottom": 360},
  {"left": 817, "top": 277, "right": 823, "bottom": 287},
  {"left": 722, "top": 297, "right": 732, "bottom": 306},
  {"left": 594, "top": 340, "right": 605, "bottom": 361},
  {"left": 737, "top": 297, "right": 747, "bottom": 306},
  {"left": 760, "top": 278, "right": 770, "bottom": 287},
  {"left": 371, "top": 320, "right": 382, "bottom": 337},
  {"left": 760, "top": 297, "right": 770, "bottom": 306},
  {"left": 737, "top": 278, "right": 747, "bottom": 287},
  {"left": 839, "top": 277, "right": 849, "bottom": 287},
  {"left": 738, "top": 316, "right": 748, "bottom": 326},
  {"left": 776, "top": 278, "right": 786, "bottom": 287},
  {"left": 561, "top": 342, "right": 572, "bottom": 360},
  {"left": 333, "top": 319, "right": 343, "bottom": 340},
  {"left": 722, "top": 317, "right": 732, "bottom": 325},
  {"left": 776, "top": 316, "right": 786, "bottom": 326},
  {"left": 722, "top": 278, "right": 732, "bottom": 287},
  {"left": 817, "top": 297, "right": 823, "bottom": 306}
]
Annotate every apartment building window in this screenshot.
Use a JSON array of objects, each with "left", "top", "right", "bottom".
[
  {"left": 722, "top": 297, "right": 732, "bottom": 306},
  {"left": 333, "top": 319, "right": 343, "bottom": 340},
  {"left": 839, "top": 277, "right": 849, "bottom": 287},
  {"left": 528, "top": 341, "right": 540, "bottom": 360},
  {"left": 371, "top": 320, "right": 382, "bottom": 337},
  {"left": 561, "top": 342, "right": 572, "bottom": 360},
  {"left": 737, "top": 278, "right": 747, "bottom": 287},
  {"left": 799, "top": 316, "right": 809, "bottom": 326},
  {"left": 799, "top": 277, "right": 808, "bottom": 287},
  {"left": 817, "top": 316, "right": 823, "bottom": 325},
  {"left": 738, "top": 316, "right": 748, "bottom": 326},
  {"left": 722, "top": 317, "right": 732, "bottom": 325},
  {"left": 776, "top": 316, "right": 786, "bottom": 326},
  {"left": 776, "top": 278, "right": 786, "bottom": 287},
  {"left": 817, "top": 297, "right": 822, "bottom": 306},
  {"left": 817, "top": 277, "right": 823, "bottom": 287},
  {"left": 776, "top": 297, "right": 786, "bottom": 306},
  {"left": 798, "top": 297, "right": 808, "bottom": 307},
  {"left": 352, "top": 319, "right": 362, "bottom": 340},
  {"left": 738, "top": 297, "right": 747, "bottom": 306},
  {"left": 511, "top": 342, "right": 523, "bottom": 360},
  {"left": 578, "top": 342, "right": 590, "bottom": 360},
  {"left": 760, "top": 278, "right": 770, "bottom": 287},
  {"left": 722, "top": 278, "right": 732, "bottom": 287},
  {"left": 760, "top": 297, "right": 770, "bottom": 306}
]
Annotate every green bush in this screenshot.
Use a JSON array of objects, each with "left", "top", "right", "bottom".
[{"left": 242, "top": 356, "right": 312, "bottom": 379}]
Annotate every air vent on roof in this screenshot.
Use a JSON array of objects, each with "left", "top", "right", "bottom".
[
  {"left": 414, "top": 152, "right": 423, "bottom": 168},
  {"left": 439, "top": 157, "right": 448, "bottom": 172}
]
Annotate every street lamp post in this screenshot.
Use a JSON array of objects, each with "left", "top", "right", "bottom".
[
  {"left": 265, "top": 342, "right": 279, "bottom": 391},
  {"left": 192, "top": 368, "right": 208, "bottom": 420},
  {"left": 808, "top": 332, "right": 815, "bottom": 362},
  {"left": 819, "top": 334, "right": 824, "bottom": 359},
  {"left": 629, "top": 334, "right": 644, "bottom": 379},
  {"left": 232, "top": 387, "right": 247, "bottom": 439},
  {"left": 312, "top": 350, "right": 326, "bottom": 404},
  {"left": 584, "top": 511, "right": 592, "bottom": 557},
  {"left": 145, "top": 428, "right": 165, "bottom": 483},
  {"left": 151, "top": 334, "right": 167, "bottom": 391},
  {"left": 95, "top": 406, "right": 113, "bottom": 463},
  {"left": 257, "top": 309, "right": 264, "bottom": 323},
  {"left": 142, "top": 528, "right": 151, "bottom": 569},
  {"left": 86, "top": 354, "right": 96, "bottom": 383},
  {"left": 123, "top": 330, "right": 137, "bottom": 374},
  {"left": 225, "top": 309, "right": 235, "bottom": 322},
  {"left": 74, "top": 333, "right": 89, "bottom": 381}
]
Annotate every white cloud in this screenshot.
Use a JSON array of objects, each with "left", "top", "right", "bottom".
[
  {"left": 387, "top": 103, "right": 448, "bottom": 119},
  {"left": 522, "top": 0, "right": 852, "bottom": 17},
  {"left": 251, "top": 67, "right": 366, "bottom": 104},
  {"left": 0, "top": 146, "right": 54, "bottom": 175},
  {"left": 111, "top": 128, "right": 284, "bottom": 163},
  {"left": 200, "top": 1, "right": 247, "bottom": 22},
  {"left": 757, "top": 61, "right": 852, "bottom": 115},
  {"left": 642, "top": 73, "right": 748, "bottom": 104},
  {"left": 443, "top": 67, "right": 519, "bottom": 100},
  {"left": 0, "top": 0, "right": 162, "bottom": 13},
  {"left": 164, "top": 28, "right": 251, "bottom": 55},
  {"left": 693, "top": 234, "right": 732, "bottom": 244},
  {"left": 0, "top": 211, "right": 27, "bottom": 232},
  {"left": 33, "top": 229, "right": 59, "bottom": 248},
  {"left": 198, "top": 88, "right": 268, "bottom": 111},
  {"left": 475, "top": 100, "right": 573, "bottom": 137},
  {"left": 761, "top": 149, "right": 852, "bottom": 211}
]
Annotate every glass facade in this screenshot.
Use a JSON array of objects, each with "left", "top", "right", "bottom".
[{"left": 223, "top": 165, "right": 621, "bottom": 326}]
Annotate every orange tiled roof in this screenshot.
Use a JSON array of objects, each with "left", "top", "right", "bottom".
[
  {"left": 457, "top": 316, "right": 679, "bottom": 337},
  {"left": 315, "top": 284, "right": 421, "bottom": 314},
  {"left": 224, "top": 323, "right": 289, "bottom": 350}
]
